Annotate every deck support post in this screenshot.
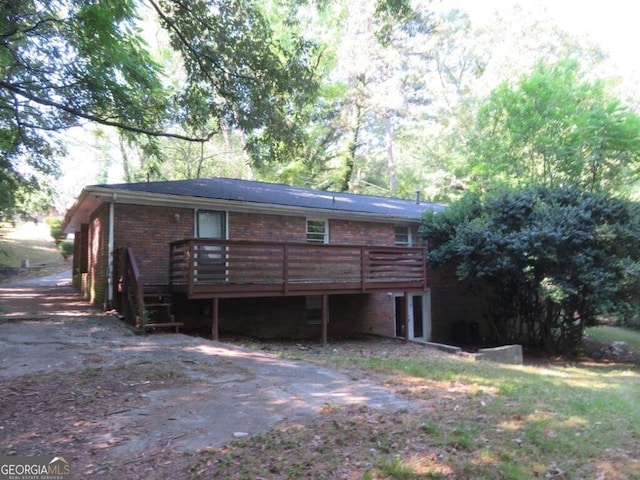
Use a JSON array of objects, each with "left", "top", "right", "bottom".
[
  {"left": 404, "top": 292, "right": 410, "bottom": 343},
  {"left": 211, "top": 298, "right": 219, "bottom": 341},
  {"left": 322, "top": 294, "right": 329, "bottom": 347}
]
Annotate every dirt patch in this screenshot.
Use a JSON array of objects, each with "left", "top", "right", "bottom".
[
  {"left": 188, "top": 336, "right": 640, "bottom": 480},
  {"left": 3, "top": 277, "right": 638, "bottom": 479},
  {"left": 191, "top": 404, "right": 449, "bottom": 480},
  {"left": 1, "top": 363, "right": 193, "bottom": 478},
  {"left": 0, "top": 291, "right": 420, "bottom": 480}
]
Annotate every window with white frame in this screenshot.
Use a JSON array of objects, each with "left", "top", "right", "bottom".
[
  {"left": 394, "top": 225, "right": 411, "bottom": 246},
  {"left": 306, "top": 219, "right": 328, "bottom": 244}
]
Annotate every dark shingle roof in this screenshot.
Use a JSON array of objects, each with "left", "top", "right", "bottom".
[{"left": 96, "top": 177, "right": 446, "bottom": 219}]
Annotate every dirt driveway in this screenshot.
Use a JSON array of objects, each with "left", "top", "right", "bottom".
[{"left": 0, "top": 275, "right": 413, "bottom": 478}]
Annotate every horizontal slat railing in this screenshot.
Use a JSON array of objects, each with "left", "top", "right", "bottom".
[{"left": 169, "top": 239, "right": 426, "bottom": 298}]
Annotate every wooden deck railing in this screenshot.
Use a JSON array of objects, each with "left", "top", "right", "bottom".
[{"left": 169, "top": 239, "right": 427, "bottom": 298}]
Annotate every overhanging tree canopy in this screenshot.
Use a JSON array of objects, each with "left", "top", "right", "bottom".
[{"left": 0, "top": 0, "right": 321, "bottom": 220}]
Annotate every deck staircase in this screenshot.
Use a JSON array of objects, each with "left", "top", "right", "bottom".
[
  {"left": 116, "top": 247, "right": 183, "bottom": 334},
  {"left": 142, "top": 285, "right": 183, "bottom": 333}
]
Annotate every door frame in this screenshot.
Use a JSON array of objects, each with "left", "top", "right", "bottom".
[
  {"left": 194, "top": 210, "right": 228, "bottom": 281},
  {"left": 394, "top": 290, "right": 431, "bottom": 341}
]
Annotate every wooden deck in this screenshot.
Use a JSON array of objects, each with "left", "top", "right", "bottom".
[{"left": 169, "top": 239, "right": 427, "bottom": 299}]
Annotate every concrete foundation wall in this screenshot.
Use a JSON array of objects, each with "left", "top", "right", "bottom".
[{"left": 478, "top": 345, "right": 523, "bottom": 365}]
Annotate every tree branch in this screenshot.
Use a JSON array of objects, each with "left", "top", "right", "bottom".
[
  {"left": 146, "top": 0, "right": 260, "bottom": 86},
  {"left": 0, "top": 80, "right": 215, "bottom": 142}
]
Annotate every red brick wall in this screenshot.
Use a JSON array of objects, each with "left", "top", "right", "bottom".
[
  {"left": 329, "top": 219, "right": 395, "bottom": 245},
  {"left": 113, "top": 204, "right": 194, "bottom": 285},
  {"left": 81, "top": 202, "right": 414, "bottom": 337},
  {"left": 215, "top": 294, "right": 367, "bottom": 339},
  {"left": 228, "top": 212, "right": 401, "bottom": 246},
  {"left": 363, "top": 293, "right": 396, "bottom": 337},
  {"left": 229, "top": 212, "right": 306, "bottom": 242},
  {"left": 88, "top": 205, "right": 109, "bottom": 306}
]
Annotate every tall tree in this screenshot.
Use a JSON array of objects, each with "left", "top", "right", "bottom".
[
  {"left": 465, "top": 59, "right": 640, "bottom": 194},
  {"left": 1, "top": 0, "right": 168, "bottom": 219},
  {"left": 1, "top": 0, "right": 321, "bottom": 219},
  {"left": 411, "top": 5, "right": 612, "bottom": 203}
]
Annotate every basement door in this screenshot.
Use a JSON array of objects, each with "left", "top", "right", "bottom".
[{"left": 394, "top": 291, "right": 431, "bottom": 341}]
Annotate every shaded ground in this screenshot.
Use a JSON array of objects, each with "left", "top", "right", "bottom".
[
  {"left": 0, "top": 280, "right": 418, "bottom": 479},
  {"left": 2, "top": 271, "right": 638, "bottom": 479}
]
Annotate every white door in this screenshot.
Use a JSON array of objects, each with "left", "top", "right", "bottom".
[
  {"left": 395, "top": 291, "right": 431, "bottom": 341},
  {"left": 195, "top": 211, "right": 226, "bottom": 281}
]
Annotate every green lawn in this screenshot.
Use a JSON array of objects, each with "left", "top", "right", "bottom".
[
  {"left": 587, "top": 325, "right": 640, "bottom": 352},
  {"left": 0, "top": 221, "right": 69, "bottom": 280},
  {"left": 191, "top": 340, "right": 640, "bottom": 479}
]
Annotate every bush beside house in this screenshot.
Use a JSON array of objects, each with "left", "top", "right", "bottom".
[{"left": 421, "top": 186, "right": 640, "bottom": 355}]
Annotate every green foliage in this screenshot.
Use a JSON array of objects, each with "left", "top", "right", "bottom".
[
  {"left": 1, "top": 0, "right": 169, "bottom": 219},
  {"left": 47, "top": 218, "right": 66, "bottom": 245},
  {"left": 466, "top": 59, "right": 640, "bottom": 194},
  {"left": 421, "top": 186, "right": 640, "bottom": 354},
  {"left": 58, "top": 241, "right": 74, "bottom": 260},
  {"left": 1, "top": 0, "right": 323, "bottom": 214},
  {"left": 158, "top": 0, "right": 320, "bottom": 169}
]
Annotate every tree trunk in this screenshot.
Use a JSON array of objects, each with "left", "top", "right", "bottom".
[
  {"left": 118, "top": 135, "right": 132, "bottom": 183},
  {"left": 386, "top": 112, "right": 396, "bottom": 194},
  {"left": 342, "top": 102, "right": 363, "bottom": 192}
]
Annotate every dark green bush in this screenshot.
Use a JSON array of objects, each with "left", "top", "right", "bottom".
[
  {"left": 58, "top": 241, "right": 73, "bottom": 260},
  {"left": 421, "top": 187, "right": 640, "bottom": 355}
]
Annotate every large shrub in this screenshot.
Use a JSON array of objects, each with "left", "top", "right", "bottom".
[
  {"left": 420, "top": 187, "right": 640, "bottom": 355},
  {"left": 58, "top": 241, "right": 73, "bottom": 260},
  {"left": 46, "top": 217, "right": 66, "bottom": 245}
]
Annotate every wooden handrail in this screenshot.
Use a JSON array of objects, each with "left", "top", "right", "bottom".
[
  {"left": 126, "top": 247, "right": 145, "bottom": 327},
  {"left": 116, "top": 247, "right": 145, "bottom": 328}
]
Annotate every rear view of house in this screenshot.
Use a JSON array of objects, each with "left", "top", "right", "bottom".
[{"left": 63, "top": 177, "right": 446, "bottom": 344}]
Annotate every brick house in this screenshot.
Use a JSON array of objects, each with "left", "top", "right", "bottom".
[{"left": 63, "top": 177, "right": 450, "bottom": 344}]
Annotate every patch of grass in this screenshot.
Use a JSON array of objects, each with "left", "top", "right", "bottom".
[
  {"left": 375, "top": 455, "right": 444, "bottom": 479},
  {"left": 200, "top": 340, "right": 640, "bottom": 480},
  {"left": 587, "top": 325, "right": 640, "bottom": 352},
  {"left": 0, "top": 221, "right": 69, "bottom": 281}
]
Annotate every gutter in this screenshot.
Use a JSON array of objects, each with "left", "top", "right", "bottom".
[{"left": 76, "top": 186, "right": 438, "bottom": 225}]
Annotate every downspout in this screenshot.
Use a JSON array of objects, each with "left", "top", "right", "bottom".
[{"left": 107, "top": 197, "right": 115, "bottom": 309}]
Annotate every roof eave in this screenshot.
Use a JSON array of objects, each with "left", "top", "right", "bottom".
[{"left": 63, "top": 185, "right": 430, "bottom": 232}]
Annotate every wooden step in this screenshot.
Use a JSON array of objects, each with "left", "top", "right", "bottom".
[
  {"left": 145, "top": 322, "right": 183, "bottom": 333},
  {"left": 140, "top": 285, "right": 179, "bottom": 332}
]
